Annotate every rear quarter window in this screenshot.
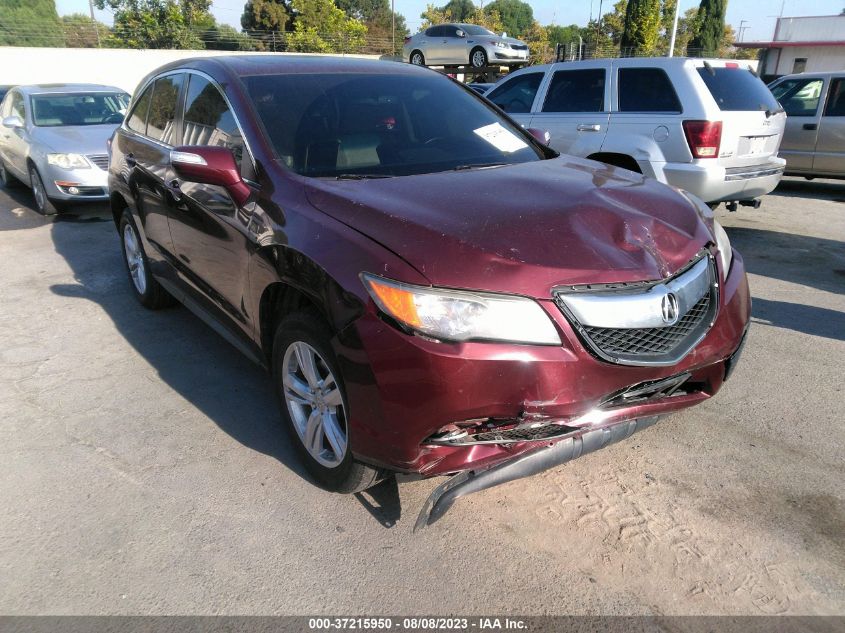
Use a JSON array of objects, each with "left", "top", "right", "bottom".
[
  {"left": 618, "top": 68, "right": 682, "bottom": 113},
  {"left": 697, "top": 67, "right": 780, "bottom": 112}
]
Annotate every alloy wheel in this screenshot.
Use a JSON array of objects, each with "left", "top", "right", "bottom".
[
  {"left": 282, "top": 341, "right": 348, "bottom": 468},
  {"left": 411, "top": 52, "right": 424, "bottom": 65},
  {"left": 122, "top": 223, "right": 147, "bottom": 295},
  {"left": 472, "top": 50, "right": 486, "bottom": 67},
  {"left": 30, "top": 168, "right": 46, "bottom": 212}
]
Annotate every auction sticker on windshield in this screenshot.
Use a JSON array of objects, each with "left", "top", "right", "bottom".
[{"left": 473, "top": 122, "right": 528, "bottom": 153}]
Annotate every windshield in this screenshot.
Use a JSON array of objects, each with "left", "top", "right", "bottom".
[
  {"left": 30, "top": 92, "right": 130, "bottom": 127},
  {"left": 244, "top": 72, "right": 543, "bottom": 178},
  {"left": 462, "top": 25, "right": 496, "bottom": 36}
]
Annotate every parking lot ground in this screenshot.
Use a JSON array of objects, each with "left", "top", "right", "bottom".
[{"left": 0, "top": 177, "right": 843, "bottom": 616}]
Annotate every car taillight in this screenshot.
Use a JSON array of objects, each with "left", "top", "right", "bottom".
[
  {"left": 683, "top": 120, "right": 722, "bottom": 159},
  {"left": 404, "top": 36, "right": 411, "bottom": 44}
]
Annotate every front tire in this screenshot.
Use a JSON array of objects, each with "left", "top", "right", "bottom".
[
  {"left": 29, "top": 165, "right": 60, "bottom": 215},
  {"left": 119, "top": 209, "right": 174, "bottom": 309},
  {"left": 409, "top": 50, "right": 425, "bottom": 65},
  {"left": 470, "top": 47, "right": 488, "bottom": 68},
  {"left": 273, "top": 310, "right": 385, "bottom": 493}
]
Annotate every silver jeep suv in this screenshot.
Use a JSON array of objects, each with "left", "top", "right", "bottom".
[{"left": 485, "top": 57, "right": 786, "bottom": 207}]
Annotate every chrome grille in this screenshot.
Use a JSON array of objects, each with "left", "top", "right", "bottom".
[
  {"left": 87, "top": 154, "right": 109, "bottom": 170},
  {"left": 583, "top": 294, "right": 711, "bottom": 356},
  {"left": 554, "top": 253, "right": 718, "bottom": 366}
]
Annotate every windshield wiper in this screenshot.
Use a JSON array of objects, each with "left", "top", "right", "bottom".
[
  {"left": 334, "top": 173, "right": 393, "bottom": 180},
  {"left": 452, "top": 162, "right": 506, "bottom": 171}
]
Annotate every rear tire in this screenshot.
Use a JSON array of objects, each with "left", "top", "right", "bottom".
[
  {"left": 119, "top": 209, "right": 174, "bottom": 309},
  {"left": 272, "top": 310, "right": 386, "bottom": 494},
  {"left": 409, "top": 50, "right": 425, "bottom": 65},
  {"left": 29, "top": 165, "right": 61, "bottom": 215}
]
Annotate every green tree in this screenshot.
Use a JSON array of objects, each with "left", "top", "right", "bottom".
[
  {"left": 483, "top": 0, "right": 533, "bottom": 36},
  {"left": 62, "top": 13, "right": 110, "bottom": 47},
  {"left": 95, "top": 0, "right": 214, "bottom": 49},
  {"left": 687, "top": 0, "right": 726, "bottom": 56},
  {"left": 241, "top": 0, "right": 291, "bottom": 33},
  {"left": 0, "top": 0, "right": 63, "bottom": 47},
  {"left": 203, "top": 24, "right": 261, "bottom": 50},
  {"left": 336, "top": 0, "right": 408, "bottom": 54},
  {"left": 437, "top": 0, "right": 475, "bottom": 22},
  {"left": 286, "top": 0, "right": 367, "bottom": 52},
  {"left": 620, "top": 0, "right": 660, "bottom": 54},
  {"left": 583, "top": 0, "right": 627, "bottom": 53}
]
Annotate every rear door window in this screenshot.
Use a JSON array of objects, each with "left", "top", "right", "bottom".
[
  {"left": 487, "top": 73, "right": 543, "bottom": 113},
  {"left": 146, "top": 74, "right": 183, "bottom": 144},
  {"left": 618, "top": 68, "right": 682, "bottom": 113},
  {"left": 542, "top": 69, "right": 606, "bottom": 113},
  {"left": 770, "top": 78, "right": 824, "bottom": 116},
  {"left": 697, "top": 66, "right": 780, "bottom": 112}
]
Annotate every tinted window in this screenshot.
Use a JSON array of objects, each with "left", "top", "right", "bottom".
[
  {"left": 824, "top": 78, "right": 845, "bottom": 117},
  {"left": 542, "top": 69, "right": 605, "bottom": 113},
  {"left": 427, "top": 26, "right": 444, "bottom": 37},
  {"left": 127, "top": 84, "right": 152, "bottom": 134},
  {"left": 487, "top": 73, "right": 543, "bottom": 113},
  {"left": 697, "top": 67, "right": 780, "bottom": 112},
  {"left": 618, "top": 68, "right": 682, "bottom": 113},
  {"left": 30, "top": 92, "right": 129, "bottom": 127},
  {"left": 182, "top": 75, "right": 245, "bottom": 168},
  {"left": 244, "top": 72, "right": 543, "bottom": 177},
  {"left": 443, "top": 26, "right": 460, "bottom": 37},
  {"left": 146, "top": 75, "right": 183, "bottom": 144},
  {"left": 770, "top": 78, "right": 824, "bottom": 116},
  {"left": 463, "top": 25, "right": 495, "bottom": 36}
]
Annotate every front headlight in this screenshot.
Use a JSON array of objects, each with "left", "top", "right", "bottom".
[
  {"left": 681, "top": 190, "right": 732, "bottom": 279},
  {"left": 713, "top": 220, "right": 733, "bottom": 279},
  {"left": 361, "top": 274, "right": 561, "bottom": 345},
  {"left": 47, "top": 153, "right": 90, "bottom": 169},
  {"left": 491, "top": 40, "right": 508, "bottom": 48}
]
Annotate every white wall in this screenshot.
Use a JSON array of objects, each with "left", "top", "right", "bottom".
[
  {"left": 774, "top": 16, "right": 845, "bottom": 44},
  {"left": 767, "top": 45, "right": 845, "bottom": 75},
  {"left": 0, "top": 47, "right": 379, "bottom": 95}
]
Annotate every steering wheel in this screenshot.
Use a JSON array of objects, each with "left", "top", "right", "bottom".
[
  {"left": 102, "top": 112, "right": 124, "bottom": 124},
  {"left": 423, "top": 136, "right": 448, "bottom": 146}
]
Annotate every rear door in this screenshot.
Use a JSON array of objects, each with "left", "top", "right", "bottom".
[
  {"left": 813, "top": 76, "right": 845, "bottom": 176},
  {"left": 528, "top": 64, "right": 610, "bottom": 157},
  {"left": 166, "top": 72, "right": 257, "bottom": 340},
  {"left": 424, "top": 26, "right": 446, "bottom": 63},
  {"left": 769, "top": 75, "right": 825, "bottom": 172},
  {"left": 485, "top": 70, "right": 545, "bottom": 128},
  {"left": 694, "top": 64, "right": 786, "bottom": 169}
]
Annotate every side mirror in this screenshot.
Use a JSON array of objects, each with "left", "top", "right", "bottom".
[
  {"left": 456, "top": 30, "right": 466, "bottom": 38},
  {"left": 2, "top": 115, "right": 23, "bottom": 129},
  {"left": 170, "top": 146, "right": 250, "bottom": 207},
  {"left": 527, "top": 128, "right": 551, "bottom": 146},
  {"left": 501, "top": 32, "right": 508, "bottom": 38}
]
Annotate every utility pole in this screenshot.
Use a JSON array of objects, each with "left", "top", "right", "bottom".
[
  {"left": 667, "top": 0, "right": 681, "bottom": 57},
  {"left": 594, "top": 0, "right": 603, "bottom": 55},
  {"left": 88, "top": 0, "right": 101, "bottom": 48},
  {"left": 738, "top": 19, "right": 749, "bottom": 42},
  {"left": 391, "top": 0, "right": 395, "bottom": 56}
]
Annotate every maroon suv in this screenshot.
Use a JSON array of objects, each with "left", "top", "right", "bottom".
[{"left": 108, "top": 56, "right": 749, "bottom": 527}]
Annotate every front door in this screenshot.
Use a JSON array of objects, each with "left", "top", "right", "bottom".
[
  {"left": 1, "top": 91, "right": 29, "bottom": 179},
  {"left": 770, "top": 76, "right": 825, "bottom": 173},
  {"left": 166, "top": 72, "right": 256, "bottom": 341}
]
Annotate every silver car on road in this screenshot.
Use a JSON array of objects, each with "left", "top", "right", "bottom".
[
  {"left": 0, "top": 83, "right": 129, "bottom": 215},
  {"left": 403, "top": 23, "right": 529, "bottom": 68}
]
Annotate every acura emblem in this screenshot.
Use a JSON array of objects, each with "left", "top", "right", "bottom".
[{"left": 661, "top": 292, "right": 680, "bottom": 325}]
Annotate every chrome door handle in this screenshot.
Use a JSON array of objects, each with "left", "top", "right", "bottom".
[{"left": 577, "top": 124, "right": 602, "bottom": 132}]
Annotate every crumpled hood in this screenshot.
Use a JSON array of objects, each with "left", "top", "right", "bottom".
[
  {"left": 32, "top": 124, "right": 117, "bottom": 155},
  {"left": 304, "top": 156, "right": 714, "bottom": 299}
]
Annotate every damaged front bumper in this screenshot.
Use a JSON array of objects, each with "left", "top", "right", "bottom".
[{"left": 415, "top": 414, "right": 660, "bottom": 530}]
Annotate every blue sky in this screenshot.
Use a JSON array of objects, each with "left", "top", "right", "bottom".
[{"left": 55, "top": 0, "right": 844, "bottom": 41}]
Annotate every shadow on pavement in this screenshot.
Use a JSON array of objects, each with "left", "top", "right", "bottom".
[
  {"left": 726, "top": 226, "right": 845, "bottom": 296},
  {"left": 45, "top": 203, "right": 322, "bottom": 492},
  {"left": 771, "top": 177, "right": 845, "bottom": 203},
  {"left": 752, "top": 297, "right": 845, "bottom": 342}
]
